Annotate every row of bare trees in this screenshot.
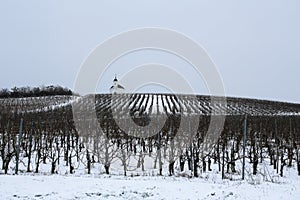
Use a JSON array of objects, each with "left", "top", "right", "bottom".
[
  {"left": 1, "top": 104, "right": 300, "bottom": 179},
  {"left": 0, "top": 85, "right": 73, "bottom": 98},
  {"left": 1, "top": 93, "right": 300, "bottom": 180}
]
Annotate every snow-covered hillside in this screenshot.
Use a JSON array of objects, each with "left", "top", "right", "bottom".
[{"left": 1, "top": 94, "right": 300, "bottom": 199}]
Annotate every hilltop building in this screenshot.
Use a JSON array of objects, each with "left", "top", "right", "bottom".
[{"left": 109, "top": 75, "right": 125, "bottom": 94}]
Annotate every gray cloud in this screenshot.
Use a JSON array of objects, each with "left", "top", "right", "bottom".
[{"left": 0, "top": 0, "right": 299, "bottom": 103}]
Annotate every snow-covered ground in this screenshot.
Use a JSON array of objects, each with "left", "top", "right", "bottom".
[
  {"left": 1, "top": 167, "right": 299, "bottom": 200},
  {"left": 1, "top": 140, "right": 299, "bottom": 200}
]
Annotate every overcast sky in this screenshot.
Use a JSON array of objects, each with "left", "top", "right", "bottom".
[{"left": 0, "top": 0, "right": 299, "bottom": 103}]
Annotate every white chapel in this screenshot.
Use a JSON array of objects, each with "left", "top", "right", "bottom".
[{"left": 109, "top": 75, "right": 125, "bottom": 94}]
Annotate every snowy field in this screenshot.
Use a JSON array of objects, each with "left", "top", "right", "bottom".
[
  {"left": 1, "top": 168, "right": 299, "bottom": 200},
  {"left": 1, "top": 144, "right": 299, "bottom": 199}
]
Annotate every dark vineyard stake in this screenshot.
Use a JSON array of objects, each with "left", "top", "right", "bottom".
[
  {"left": 260, "top": 122, "right": 263, "bottom": 163},
  {"left": 157, "top": 117, "right": 162, "bottom": 176},
  {"left": 242, "top": 115, "right": 247, "bottom": 180},
  {"left": 15, "top": 118, "right": 23, "bottom": 175},
  {"left": 27, "top": 122, "right": 34, "bottom": 172}
]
